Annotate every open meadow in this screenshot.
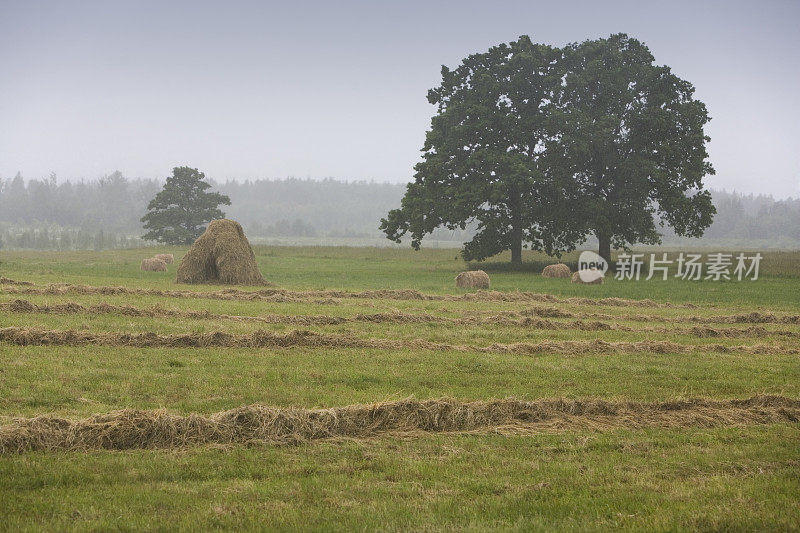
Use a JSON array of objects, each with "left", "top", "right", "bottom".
[{"left": 1, "top": 246, "right": 799, "bottom": 531}]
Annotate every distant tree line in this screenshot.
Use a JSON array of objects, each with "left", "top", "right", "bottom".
[
  {"left": 659, "top": 190, "right": 800, "bottom": 246},
  {"left": 0, "top": 172, "right": 797, "bottom": 250},
  {"left": 0, "top": 223, "right": 152, "bottom": 251},
  {"left": 0, "top": 171, "right": 161, "bottom": 234}
]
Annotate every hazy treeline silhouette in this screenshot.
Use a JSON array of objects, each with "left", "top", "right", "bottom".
[{"left": 0, "top": 172, "right": 797, "bottom": 250}]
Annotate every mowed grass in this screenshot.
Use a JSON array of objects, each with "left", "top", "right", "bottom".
[
  {"left": 1, "top": 246, "right": 799, "bottom": 531},
  {"left": 3, "top": 344, "right": 799, "bottom": 420},
  {"left": 2, "top": 246, "right": 799, "bottom": 307},
  {"left": 3, "top": 427, "right": 798, "bottom": 531}
]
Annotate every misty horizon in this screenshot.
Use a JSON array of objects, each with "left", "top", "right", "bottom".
[
  {"left": 3, "top": 172, "right": 798, "bottom": 202},
  {"left": 2, "top": 1, "right": 799, "bottom": 198}
]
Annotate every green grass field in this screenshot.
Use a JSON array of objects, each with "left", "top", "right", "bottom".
[{"left": 1, "top": 247, "right": 799, "bottom": 531}]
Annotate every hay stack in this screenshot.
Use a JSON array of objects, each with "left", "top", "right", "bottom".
[
  {"left": 154, "top": 253, "right": 174, "bottom": 264},
  {"left": 542, "top": 264, "right": 571, "bottom": 278},
  {"left": 141, "top": 258, "right": 167, "bottom": 272},
  {"left": 572, "top": 269, "right": 604, "bottom": 285},
  {"left": 455, "top": 270, "right": 490, "bottom": 289},
  {"left": 176, "top": 219, "right": 265, "bottom": 285}
]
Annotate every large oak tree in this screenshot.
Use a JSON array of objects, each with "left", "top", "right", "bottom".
[
  {"left": 549, "top": 34, "right": 715, "bottom": 262},
  {"left": 381, "top": 36, "right": 582, "bottom": 264},
  {"left": 382, "top": 34, "right": 716, "bottom": 263}
]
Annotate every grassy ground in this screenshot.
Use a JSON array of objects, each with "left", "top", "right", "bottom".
[
  {"left": 4, "top": 427, "right": 798, "bottom": 531},
  {"left": 3, "top": 246, "right": 798, "bottom": 306},
  {"left": 1, "top": 246, "right": 799, "bottom": 531}
]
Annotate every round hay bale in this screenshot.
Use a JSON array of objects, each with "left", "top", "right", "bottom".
[
  {"left": 572, "top": 269, "right": 604, "bottom": 284},
  {"left": 455, "top": 270, "right": 490, "bottom": 289},
  {"left": 176, "top": 219, "right": 266, "bottom": 285},
  {"left": 154, "top": 253, "right": 174, "bottom": 264},
  {"left": 542, "top": 263, "right": 571, "bottom": 278},
  {"left": 141, "top": 257, "right": 167, "bottom": 272}
]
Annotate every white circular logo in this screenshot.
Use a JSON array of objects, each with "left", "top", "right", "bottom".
[{"left": 578, "top": 251, "right": 608, "bottom": 282}]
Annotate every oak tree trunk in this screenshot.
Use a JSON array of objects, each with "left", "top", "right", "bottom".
[
  {"left": 511, "top": 226, "right": 522, "bottom": 264},
  {"left": 597, "top": 232, "right": 611, "bottom": 263}
]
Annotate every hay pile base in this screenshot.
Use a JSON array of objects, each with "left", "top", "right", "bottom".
[
  {"left": 456, "top": 270, "right": 490, "bottom": 289},
  {"left": 572, "top": 270, "right": 604, "bottom": 284},
  {"left": 176, "top": 219, "right": 265, "bottom": 285},
  {"left": 140, "top": 258, "right": 167, "bottom": 272},
  {"left": 542, "top": 264, "right": 571, "bottom": 278}
]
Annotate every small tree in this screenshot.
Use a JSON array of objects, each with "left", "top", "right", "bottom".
[{"left": 141, "top": 167, "right": 231, "bottom": 245}]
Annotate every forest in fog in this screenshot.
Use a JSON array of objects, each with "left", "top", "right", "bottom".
[{"left": 0, "top": 172, "right": 798, "bottom": 250}]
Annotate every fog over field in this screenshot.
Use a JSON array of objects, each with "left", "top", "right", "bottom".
[
  {"left": 3, "top": 3, "right": 800, "bottom": 530},
  {"left": 1, "top": 175, "right": 798, "bottom": 250},
  {"left": 1, "top": 0, "right": 798, "bottom": 198}
]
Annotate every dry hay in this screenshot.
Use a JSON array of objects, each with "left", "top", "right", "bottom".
[
  {"left": 176, "top": 219, "right": 265, "bottom": 285},
  {"left": 722, "top": 312, "right": 800, "bottom": 325},
  {"left": 522, "top": 306, "right": 577, "bottom": 319},
  {"left": 140, "top": 257, "right": 167, "bottom": 272},
  {"left": 1, "top": 278, "right": 706, "bottom": 309},
  {"left": 5, "top": 299, "right": 796, "bottom": 339},
  {"left": 1, "top": 326, "right": 793, "bottom": 355},
  {"left": 455, "top": 270, "right": 490, "bottom": 289},
  {"left": 1, "top": 395, "right": 797, "bottom": 453},
  {"left": 0, "top": 299, "right": 346, "bottom": 326},
  {"left": 154, "top": 253, "right": 174, "bottom": 264},
  {"left": 542, "top": 264, "right": 571, "bottom": 278},
  {"left": 0, "top": 277, "right": 34, "bottom": 286},
  {"left": 572, "top": 270, "right": 604, "bottom": 284},
  {"left": 3, "top": 280, "right": 798, "bottom": 327},
  {"left": 517, "top": 306, "right": 800, "bottom": 326}
]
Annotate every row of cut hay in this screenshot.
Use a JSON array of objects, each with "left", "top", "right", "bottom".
[
  {"left": 0, "top": 277, "right": 34, "bottom": 286},
  {"left": 7, "top": 281, "right": 796, "bottom": 325},
  {"left": 2, "top": 395, "right": 798, "bottom": 453},
  {"left": 3, "top": 299, "right": 797, "bottom": 339},
  {"left": 0, "top": 326, "right": 794, "bottom": 354},
  {"left": 516, "top": 306, "right": 800, "bottom": 325},
  {"left": 0, "top": 299, "right": 346, "bottom": 325},
  {"left": 6, "top": 286, "right": 797, "bottom": 326},
  {"left": 0, "top": 278, "right": 699, "bottom": 308}
]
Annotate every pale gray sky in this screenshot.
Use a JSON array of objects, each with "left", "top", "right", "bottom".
[{"left": 1, "top": 0, "right": 798, "bottom": 197}]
